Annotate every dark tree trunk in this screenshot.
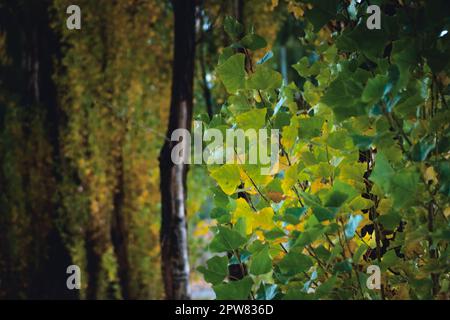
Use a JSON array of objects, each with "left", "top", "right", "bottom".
[
  {"left": 85, "top": 234, "right": 102, "bottom": 300},
  {"left": 159, "top": 0, "right": 196, "bottom": 300},
  {"left": 234, "top": 0, "right": 244, "bottom": 24},
  {"left": 111, "top": 149, "right": 132, "bottom": 299},
  {"left": 0, "top": 0, "right": 77, "bottom": 299},
  {"left": 200, "top": 50, "right": 213, "bottom": 119}
]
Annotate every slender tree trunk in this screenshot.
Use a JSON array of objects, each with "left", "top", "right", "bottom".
[
  {"left": 111, "top": 151, "right": 131, "bottom": 299},
  {"left": 234, "top": 0, "right": 244, "bottom": 24},
  {"left": 198, "top": 8, "right": 214, "bottom": 119},
  {"left": 199, "top": 48, "right": 213, "bottom": 119},
  {"left": 159, "top": 0, "right": 196, "bottom": 300}
]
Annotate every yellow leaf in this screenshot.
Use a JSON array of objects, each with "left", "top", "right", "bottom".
[
  {"left": 281, "top": 163, "right": 298, "bottom": 194},
  {"left": 210, "top": 164, "right": 241, "bottom": 195},
  {"left": 232, "top": 198, "right": 254, "bottom": 234},
  {"left": 256, "top": 207, "right": 276, "bottom": 230},
  {"left": 363, "top": 231, "right": 377, "bottom": 249},
  {"left": 232, "top": 200, "right": 276, "bottom": 234},
  {"left": 445, "top": 207, "right": 450, "bottom": 219},
  {"left": 424, "top": 166, "right": 438, "bottom": 185},
  {"left": 193, "top": 220, "right": 210, "bottom": 237},
  {"left": 310, "top": 178, "right": 328, "bottom": 193}
]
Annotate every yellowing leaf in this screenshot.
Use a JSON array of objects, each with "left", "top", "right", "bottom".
[
  {"left": 232, "top": 200, "right": 275, "bottom": 234},
  {"left": 310, "top": 178, "right": 328, "bottom": 193},
  {"left": 424, "top": 166, "right": 438, "bottom": 185},
  {"left": 194, "top": 220, "right": 211, "bottom": 237},
  {"left": 445, "top": 207, "right": 450, "bottom": 219},
  {"left": 378, "top": 198, "right": 393, "bottom": 215},
  {"left": 235, "top": 108, "right": 267, "bottom": 130},
  {"left": 256, "top": 207, "right": 276, "bottom": 230},
  {"left": 363, "top": 231, "right": 377, "bottom": 249},
  {"left": 281, "top": 164, "right": 298, "bottom": 194},
  {"left": 349, "top": 196, "right": 374, "bottom": 211},
  {"left": 210, "top": 165, "right": 241, "bottom": 195},
  {"left": 232, "top": 198, "right": 254, "bottom": 234}
]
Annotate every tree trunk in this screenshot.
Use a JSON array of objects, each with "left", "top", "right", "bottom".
[
  {"left": 159, "top": 0, "right": 196, "bottom": 300},
  {"left": 111, "top": 151, "right": 131, "bottom": 299},
  {"left": 0, "top": 0, "right": 77, "bottom": 299},
  {"left": 234, "top": 0, "right": 244, "bottom": 24},
  {"left": 198, "top": 8, "right": 214, "bottom": 119}
]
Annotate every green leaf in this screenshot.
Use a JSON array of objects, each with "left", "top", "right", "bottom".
[
  {"left": 334, "top": 259, "right": 352, "bottom": 274},
  {"left": 313, "top": 206, "right": 338, "bottom": 222},
  {"left": 324, "top": 190, "right": 349, "bottom": 208},
  {"left": 339, "top": 23, "right": 389, "bottom": 60},
  {"left": 235, "top": 108, "right": 267, "bottom": 130},
  {"left": 247, "top": 66, "right": 282, "bottom": 90},
  {"left": 250, "top": 246, "right": 272, "bottom": 275},
  {"left": 362, "top": 75, "right": 388, "bottom": 104},
  {"left": 235, "top": 217, "right": 247, "bottom": 237},
  {"left": 218, "top": 47, "right": 234, "bottom": 65},
  {"left": 391, "top": 39, "right": 418, "bottom": 89},
  {"left": 224, "top": 16, "right": 244, "bottom": 40},
  {"left": 210, "top": 207, "right": 231, "bottom": 224},
  {"left": 411, "top": 138, "right": 435, "bottom": 162},
  {"left": 304, "top": 0, "right": 339, "bottom": 31},
  {"left": 263, "top": 227, "right": 286, "bottom": 240},
  {"left": 292, "top": 57, "right": 320, "bottom": 77},
  {"left": 273, "top": 110, "right": 291, "bottom": 129},
  {"left": 282, "top": 207, "right": 308, "bottom": 225},
  {"left": 217, "top": 54, "right": 246, "bottom": 94},
  {"left": 293, "top": 224, "right": 325, "bottom": 248},
  {"left": 211, "top": 186, "right": 230, "bottom": 208},
  {"left": 210, "top": 165, "right": 241, "bottom": 195},
  {"left": 241, "top": 34, "right": 267, "bottom": 50},
  {"left": 256, "top": 283, "right": 278, "bottom": 300},
  {"left": 353, "top": 244, "right": 368, "bottom": 264},
  {"left": 278, "top": 252, "right": 313, "bottom": 276},
  {"left": 228, "top": 93, "right": 252, "bottom": 115},
  {"left": 298, "top": 116, "right": 324, "bottom": 139},
  {"left": 213, "top": 276, "right": 253, "bottom": 300},
  {"left": 351, "top": 134, "right": 374, "bottom": 150},
  {"left": 210, "top": 226, "right": 247, "bottom": 253},
  {"left": 381, "top": 250, "right": 399, "bottom": 271},
  {"left": 198, "top": 255, "right": 229, "bottom": 285},
  {"left": 437, "top": 162, "right": 450, "bottom": 196},
  {"left": 321, "top": 74, "right": 365, "bottom": 121},
  {"left": 327, "top": 131, "right": 352, "bottom": 150},
  {"left": 370, "top": 152, "right": 395, "bottom": 193},
  {"left": 377, "top": 211, "right": 401, "bottom": 231},
  {"left": 315, "top": 276, "right": 337, "bottom": 298},
  {"left": 391, "top": 168, "right": 420, "bottom": 208},
  {"left": 349, "top": 196, "right": 374, "bottom": 211},
  {"left": 324, "top": 180, "right": 358, "bottom": 207}
]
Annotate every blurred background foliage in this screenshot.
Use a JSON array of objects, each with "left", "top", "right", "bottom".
[{"left": 0, "top": 0, "right": 301, "bottom": 299}]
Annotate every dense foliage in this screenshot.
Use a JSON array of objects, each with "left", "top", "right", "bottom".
[
  {"left": 200, "top": 0, "right": 449, "bottom": 300},
  {"left": 0, "top": 0, "right": 448, "bottom": 301}
]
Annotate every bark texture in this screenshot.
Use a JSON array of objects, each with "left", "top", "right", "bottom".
[{"left": 159, "top": 0, "right": 196, "bottom": 300}]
